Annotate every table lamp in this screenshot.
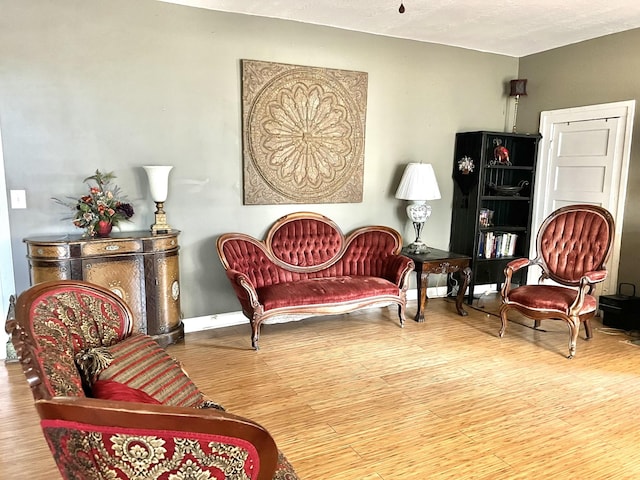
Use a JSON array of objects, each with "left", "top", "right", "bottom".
[
  {"left": 395, "top": 163, "right": 441, "bottom": 253},
  {"left": 143, "top": 165, "right": 173, "bottom": 234}
]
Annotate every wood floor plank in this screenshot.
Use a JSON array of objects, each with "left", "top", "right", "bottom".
[{"left": 3, "top": 295, "right": 640, "bottom": 479}]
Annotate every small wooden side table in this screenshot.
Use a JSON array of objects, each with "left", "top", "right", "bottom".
[{"left": 401, "top": 247, "right": 472, "bottom": 322}]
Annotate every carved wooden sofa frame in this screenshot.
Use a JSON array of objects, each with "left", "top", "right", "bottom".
[
  {"left": 217, "top": 211, "right": 415, "bottom": 349},
  {"left": 7, "top": 280, "right": 298, "bottom": 480}
]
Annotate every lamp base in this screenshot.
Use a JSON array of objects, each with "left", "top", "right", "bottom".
[
  {"left": 406, "top": 218, "right": 431, "bottom": 254},
  {"left": 150, "top": 202, "right": 171, "bottom": 234},
  {"left": 406, "top": 240, "right": 430, "bottom": 254}
]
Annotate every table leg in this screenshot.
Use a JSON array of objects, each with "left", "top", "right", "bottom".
[
  {"left": 455, "top": 266, "right": 471, "bottom": 316},
  {"left": 414, "top": 264, "right": 426, "bottom": 322}
]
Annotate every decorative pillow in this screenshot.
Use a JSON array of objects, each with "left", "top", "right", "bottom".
[
  {"left": 75, "top": 334, "right": 224, "bottom": 410},
  {"left": 92, "top": 380, "right": 161, "bottom": 404}
]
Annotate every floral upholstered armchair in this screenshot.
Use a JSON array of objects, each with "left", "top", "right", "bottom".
[{"left": 8, "top": 280, "right": 298, "bottom": 480}]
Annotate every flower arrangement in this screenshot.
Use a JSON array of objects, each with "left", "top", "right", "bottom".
[
  {"left": 54, "top": 170, "right": 134, "bottom": 237},
  {"left": 458, "top": 156, "right": 475, "bottom": 174}
]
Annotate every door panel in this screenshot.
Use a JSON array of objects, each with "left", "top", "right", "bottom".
[
  {"left": 556, "top": 166, "right": 605, "bottom": 190},
  {"left": 557, "top": 127, "right": 610, "bottom": 156},
  {"left": 547, "top": 118, "right": 617, "bottom": 212}
]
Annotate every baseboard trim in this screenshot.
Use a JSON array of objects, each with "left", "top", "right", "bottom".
[
  {"left": 182, "top": 285, "right": 496, "bottom": 333},
  {"left": 183, "top": 310, "right": 247, "bottom": 333}
]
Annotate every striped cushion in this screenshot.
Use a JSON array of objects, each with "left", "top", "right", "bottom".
[{"left": 76, "top": 334, "right": 222, "bottom": 409}]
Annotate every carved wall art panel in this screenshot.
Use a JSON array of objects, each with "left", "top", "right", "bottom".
[{"left": 242, "top": 59, "right": 368, "bottom": 204}]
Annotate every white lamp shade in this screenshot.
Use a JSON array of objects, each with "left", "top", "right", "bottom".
[
  {"left": 143, "top": 165, "right": 173, "bottom": 202},
  {"left": 395, "top": 163, "right": 441, "bottom": 201}
]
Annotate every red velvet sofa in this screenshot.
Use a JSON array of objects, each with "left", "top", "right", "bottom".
[{"left": 217, "top": 212, "right": 415, "bottom": 349}]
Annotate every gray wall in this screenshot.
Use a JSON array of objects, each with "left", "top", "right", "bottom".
[
  {"left": 518, "top": 29, "right": 640, "bottom": 289},
  {"left": 0, "top": 0, "right": 518, "bottom": 317}
]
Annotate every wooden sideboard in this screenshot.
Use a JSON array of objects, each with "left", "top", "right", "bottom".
[{"left": 24, "top": 230, "right": 183, "bottom": 347}]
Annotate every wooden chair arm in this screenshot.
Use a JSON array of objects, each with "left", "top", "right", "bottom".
[
  {"left": 582, "top": 269, "right": 607, "bottom": 283},
  {"left": 501, "top": 257, "right": 534, "bottom": 301},
  {"left": 506, "top": 257, "right": 531, "bottom": 272},
  {"left": 567, "top": 270, "right": 608, "bottom": 315}
]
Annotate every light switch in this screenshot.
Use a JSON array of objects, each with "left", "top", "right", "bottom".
[{"left": 10, "top": 190, "right": 27, "bottom": 209}]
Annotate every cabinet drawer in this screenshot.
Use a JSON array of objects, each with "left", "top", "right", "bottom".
[
  {"left": 82, "top": 239, "right": 142, "bottom": 256},
  {"left": 27, "top": 244, "right": 70, "bottom": 259},
  {"left": 144, "top": 236, "right": 180, "bottom": 253},
  {"left": 30, "top": 261, "right": 73, "bottom": 283}
]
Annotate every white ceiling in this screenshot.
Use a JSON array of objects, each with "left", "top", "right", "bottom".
[{"left": 158, "top": 0, "right": 640, "bottom": 57}]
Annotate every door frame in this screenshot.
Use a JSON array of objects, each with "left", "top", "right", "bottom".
[
  {"left": 0, "top": 124, "right": 16, "bottom": 360},
  {"left": 532, "top": 100, "right": 635, "bottom": 294}
]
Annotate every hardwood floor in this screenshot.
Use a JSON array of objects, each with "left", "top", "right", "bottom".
[{"left": 3, "top": 296, "right": 640, "bottom": 479}]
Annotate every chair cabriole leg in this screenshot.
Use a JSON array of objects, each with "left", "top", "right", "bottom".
[
  {"left": 498, "top": 305, "right": 509, "bottom": 337},
  {"left": 567, "top": 318, "right": 580, "bottom": 359},
  {"left": 583, "top": 318, "right": 593, "bottom": 340}
]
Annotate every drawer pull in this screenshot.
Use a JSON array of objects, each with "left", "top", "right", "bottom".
[{"left": 105, "top": 245, "right": 120, "bottom": 251}]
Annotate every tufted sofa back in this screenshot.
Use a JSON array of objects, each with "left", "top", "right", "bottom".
[
  {"left": 267, "top": 216, "right": 344, "bottom": 268},
  {"left": 218, "top": 212, "right": 404, "bottom": 290},
  {"left": 537, "top": 204, "right": 614, "bottom": 285},
  {"left": 11, "top": 281, "right": 133, "bottom": 400}
]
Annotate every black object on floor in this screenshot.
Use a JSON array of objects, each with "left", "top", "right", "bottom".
[{"left": 599, "top": 283, "right": 640, "bottom": 332}]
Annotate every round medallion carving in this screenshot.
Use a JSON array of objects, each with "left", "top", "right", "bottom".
[
  {"left": 171, "top": 280, "right": 180, "bottom": 301},
  {"left": 243, "top": 60, "right": 367, "bottom": 204}
]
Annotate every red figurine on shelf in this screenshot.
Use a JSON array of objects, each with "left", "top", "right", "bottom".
[{"left": 493, "top": 139, "right": 511, "bottom": 165}]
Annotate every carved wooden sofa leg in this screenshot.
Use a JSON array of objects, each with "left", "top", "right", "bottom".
[{"left": 251, "top": 317, "right": 261, "bottom": 350}]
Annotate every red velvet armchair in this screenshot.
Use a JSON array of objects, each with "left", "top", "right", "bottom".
[
  {"left": 217, "top": 211, "right": 414, "bottom": 349},
  {"left": 8, "top": 280, "right": 298, "bottom": 479},
  {"left": 499, "top": 204, "right": 615, "bottom": 358}
]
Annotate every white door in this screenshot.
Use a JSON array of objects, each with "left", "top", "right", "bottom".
[
  {"left": 0, "top": 126, "right": 16, "bottom": 360},
  {"left": 533, "top": 101, "right": 635, "bottom": 296}
]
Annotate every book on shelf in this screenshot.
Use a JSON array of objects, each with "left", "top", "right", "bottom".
[{"left": 478, "top": 231, "right": 518, "bottom": 258}]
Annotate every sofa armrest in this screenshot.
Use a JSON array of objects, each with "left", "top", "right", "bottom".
[
  {"left": 36, "top": 396, "right": 282, "bottom": 480},
  {"left": 383, "top": 255, "right": 415, "bottom": 286},
  {"left": 225, "top": 268, "right": 262, "bottom": 313}
]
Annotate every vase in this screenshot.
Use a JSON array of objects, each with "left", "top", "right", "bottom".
[{"left": 96, "top": 220, "right": 113, "bottom": 238}]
